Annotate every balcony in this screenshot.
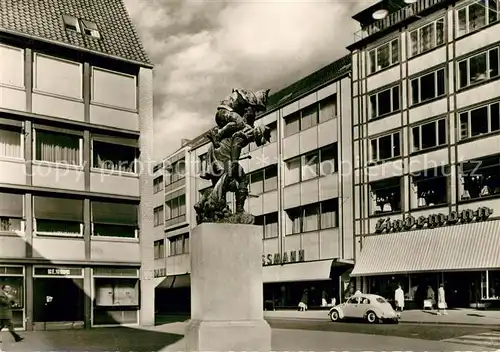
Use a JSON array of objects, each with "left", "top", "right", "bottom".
[{"left": 352, "top": 0, "right": 448, "bottom": 44}]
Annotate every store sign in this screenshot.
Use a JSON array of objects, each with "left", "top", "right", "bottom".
[
  {"left": 154, "top": 268, "right": 166, "bottom": 278},
  {"left": 375, "top": 207, "right": 493, "bottom": 234},
  {"left": 34, "top": 267, "right": 82, "bottom": 276},
  {"left": 262, "top": 249, "right": 305, "bottom": 266}
]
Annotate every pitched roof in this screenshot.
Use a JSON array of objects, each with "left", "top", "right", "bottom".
[{"left": 0, "top": 0, "right": 151, "bottom": 66}]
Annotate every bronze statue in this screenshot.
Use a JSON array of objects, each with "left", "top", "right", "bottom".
[{"left": 194, "top": 88, "right": 272, "bottom": 225}]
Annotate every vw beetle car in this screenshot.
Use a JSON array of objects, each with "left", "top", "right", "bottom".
[{"left": 328, "top": 294, "right": 399, "bottom": 324}]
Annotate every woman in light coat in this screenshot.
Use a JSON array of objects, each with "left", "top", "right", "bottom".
[
  {"left": 437, "top": 283, "right": 448, "bottom": 315},
  {"left": 394, "top": 285, "right": 405, "bottom": 312}
]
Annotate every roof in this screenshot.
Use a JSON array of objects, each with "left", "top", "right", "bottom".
[
  {"left": 352, "top": 0, "right": 408, "bottom": 27},
  {"left": 0, "top": 0, "right": 151, "bottom": 67}
]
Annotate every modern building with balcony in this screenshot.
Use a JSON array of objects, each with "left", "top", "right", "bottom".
[
  {"left": 153, "top": 55, "right": 355, "bottom": 312},
  {"left": 0, "top": 0, "right": 154, "bottom": 329},
  {"left": 349, "top": 0, "right": 500, "bottom": 309}
]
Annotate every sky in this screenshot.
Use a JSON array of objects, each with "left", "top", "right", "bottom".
[{"left": 123, "top": 0, "right": 378, "bottom": 161}]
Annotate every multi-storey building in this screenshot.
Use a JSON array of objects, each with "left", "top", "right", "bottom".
[
  {"left": 153, "top": 55, "right": 355, "bottom": 312},
  {"left": 0, "top": 0, "right": 154, "bottom": 329},
  {"left": 349, "top": 0, "right": 500, "bottom": 309}
]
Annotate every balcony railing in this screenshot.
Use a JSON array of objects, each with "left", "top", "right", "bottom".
[{"left": 353, "top": 0, "right": 447, "bottom": 43}]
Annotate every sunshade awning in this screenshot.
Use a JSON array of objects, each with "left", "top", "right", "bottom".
[
  {"left": 351, "top": 220, "right": 500, "bottom": 277},
  {"left": 155, "top": 274, "right": 190, "bottom": 289}
]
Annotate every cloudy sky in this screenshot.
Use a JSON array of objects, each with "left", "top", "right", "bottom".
[{"left": 123, "top": 0, "right": 377, "bottom": 160}]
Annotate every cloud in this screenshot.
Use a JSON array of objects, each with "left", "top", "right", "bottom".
[{"left": 124, "top": 0, "right": 377, "bottom": 160}]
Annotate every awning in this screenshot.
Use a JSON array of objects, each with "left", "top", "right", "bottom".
[
  {"left": 155, "top": 274, "right": 190, "bottom": 289},
  {"left": 263, "top": 258, "right": 353, "bottom": 283},
  {"left": 351, "top": 220, "right": 500, "bottom": 277}
]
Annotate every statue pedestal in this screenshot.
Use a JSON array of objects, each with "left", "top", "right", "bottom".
[{"left": 185, "top": 223, "right": 271, "bottom": 352}]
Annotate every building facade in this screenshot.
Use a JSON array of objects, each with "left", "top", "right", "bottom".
[
  {"left": 349, "top": 0, "right": 500, "bottom": 309},
  {"left": 153, "top": 56, "right": 355, "bottom": 312},
  {"left": 0, "top": 0, "right": 154, "bottom": 329}
]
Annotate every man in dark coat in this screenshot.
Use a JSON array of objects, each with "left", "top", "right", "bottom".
[{"left": 0, "top": 285, "right": 23, "bottom": 343}]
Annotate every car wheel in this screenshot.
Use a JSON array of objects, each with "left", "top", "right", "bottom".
[
  {"left": 365, "top": 311, "right": 378, "bottom": 324},
  {"left": 330, "top": 310, "right": 340, "bottom": 322}
]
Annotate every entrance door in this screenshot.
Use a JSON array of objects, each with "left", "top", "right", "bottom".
[
  {"left": 444, "top": 272, "right": 480, "bottom": 308},
  {"left": 33, "top": 278, "right": 84, "bottom": 322}
]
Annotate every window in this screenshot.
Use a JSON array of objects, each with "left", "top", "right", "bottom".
[
  {"left": 285, "top": 199, "right": 339, "bottom": 234},
  {"left": 153, "top": 176, "right": 164, "bottom": 194},
  {"left": 409, "top": 18, "right": 445, "bottom": 57},
  {"left": 91, "top": 201, "right": 138, "bottom": 238},
  {"left": 460, "top": 154, "right": 500, "bottom": 200},
  {"left": 0, "top": 126, "right": 22, "bottom": 159},
  {"left": 319, "top": 95, "right": 337, "bottom": 123},
  {"left": 62, "top": 15, "right": 80, "bottom": 32},
  {"left": 165, "top": 194, "right": 186, "bottom": 220},
  {"left": 92, "top": 68, "right": 136, "bottom": 110},
  {"left": 488, "top": 270, "right": 500, "bottom": 299},
  {"left": 411, "top": 167, "right": 449, "bottom": 208},
  {"left": 370, "top": 85, "right": 400, "bottom": 118},
  {"left": 0, "top": 44, "right": 24, "bottom": 88},
  {"left": 369, "top": 39, "right": 399, "bottom": 74},
  {"left": 285, "top": 207, "right": 302, "bottom": 235},
  {"left": 0, "top": 192, "right": 23, "bottom": 233},
  {"left": 320, "top": 144, "right": 338, "bottom": 175},
  {"left": 301, "top": 104, "right": 318, "bottom": 130},
  {"left": 458, "top": 48, "right": 499, "bottom": 89},
  {"left": 154, "top": 206, "right": 164, "bottom": 227},
  {"left": 267, "top": 122, "right": 278, "bottom": 143},
  {"left": 284, "top": 157, "right": 301, "bottom": 185},
  {"left": 94, "top": 277, "right": 139, "bottom": 307},
  {"left": 284, "top": 112, "right": 300, "bottom": 137},
  {"left": 255, "top": 212, "right": 279, "bottom": 239},
  {"left": 166, "top": 159, "right": 186, "bottom": 185},
  {"left": 263, "top": 165, "right": 278, "bottom": 192},
  {"left": 411, "top": 118, "right": 447, "bottom": 153},
  {"left": 302, "top": 152, "right": 320, "bottom": 181},
  {"left": 34, "top": 53, "right": 82, "bottom": 99},
  {"left": 460, "top": 101, "right": 500, "bottom": 139},
  {"left": 92, "top": 140, "right": 137, "bottom": 173},
  {"left": 320, "top": 199, "right": 339, "bottom": 229},
  {"left": 457, "top": 0, "right": 499, "bottom": 37},
  {"left": 370, "top": 177, "right": 402, "bottom": 214},
  {"left": 154, "top": 240, "right": 165, "bottom": 259},
  {"left": 169, "top": 234, "right": 189, "bottom": 256},
  {"left": 411, "top": 68, "right": 446, "bottom": 105},
  {"left": 34, "top": 196, "right": 83, "bottom": 236},
  {"left": 370, "top": 132, "right": 401, "bottom": 162},
  {"left": 35, "top": 130, "right": 81, "bottom": 166},
  {"left": 81, "top": 19, "right": 100, "bottom": 38},
  {"left": 199, "top": 154, "right": 208, "bottom": 175}
]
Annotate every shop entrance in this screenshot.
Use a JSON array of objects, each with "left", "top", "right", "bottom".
[
  {"left": 444, "top": 271, "right": 481, "bottom": 308},
  {"left": 33, "top": 278, "right": 84, "bottom": 322}
]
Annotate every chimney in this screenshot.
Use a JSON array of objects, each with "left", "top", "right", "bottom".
[{"left": 181, "top": 138, "right": 191, "bottom": 147}]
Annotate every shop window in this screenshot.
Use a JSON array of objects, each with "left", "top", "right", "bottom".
[
  {"left": 301, "top": 104, "right": 318, "bottom": 130},
  {"left": 165, "top": 158, "right": 186, "bottom": 185},
  {"left": 457, "top": 0, "right": 498, "bottom": 37},
  {"left": 154, "top": 239, "right": 165, "bottom": 259},
  {"left": 370, "top": 85, "right": 400, "bottom": 118},
  {"left": 165, "top": 194, "right": 186, "bottom": 220},
  {"left": 458, "top": 47, "right": 499, "bottom": 89},
  {"left": 459, "top": 102, "right": 500, "bottom": 140},
  {"left": 34, "top": 196, "right": 83, "bottom": 236},
  {"left": 35, "top": 130, "right": 81, "bottom": 166},
  {"left": 0, "top": 126, "right": 23, "bottom": 159},
  {"left": 154, "top": 206, "right": 164, "bottom": 227},
  {"left": 320, "top": 144, "right": 338, "bottom": 175},
  {"left": 169, "top": 233, "right": 189, "bottom": 256},
  {"left": 460, "top": 154, "right": 500, "bottom": 200},
  {"left": 370, "top": 131, "right": 401, "bottom": 162},
  {"left": 153, "top": 175, "right": 164, "bottom": 194},
  {"left": 91, "top": 201, "right": 138, "bottom": 238},
  {"left": 319, "top": 95, "right": 337, "bottom": 123},
  {"left": 92, "top": 140, "right": 137, "bottom": 173},
  {"left": 409, "top": 18, "right": 445, "bottom": 57},
  {"left": 488, "top": 270, "right": 500, "bottom": 299},
  {"left": 302, "top": 151, "right": 320, "bottom": 181},
  {"left": 411, "top": 167, "right": 449, "bottom": 209},
  {"left": 255, "top": 212, "right": 279, "bottom": 239},
  {"left": 368, "top": 39, "right": 399, "bottom": 74},
  {"left": 410, "top": 68, "right": 445, "bottom": 105},
  {"left": 284, "top": 157, "right": 301, "bottom": 185},
  {"left": 320, "top": 199, "right": 339, "bottom": 229},
  {"left": 411, "top": 118, "right": 447, "bottom": 153},
  {"left": 370, "top": 177, "right": 402, "bottom": 215},
  {"left": 284, "top": 112, "right": 300, "bottom": 137},
  {"left": 94, "top": 278, "right": 139, "bottom": 306},
  {"left": 0, "top": 192, "right": 23, "bottom": 233}
]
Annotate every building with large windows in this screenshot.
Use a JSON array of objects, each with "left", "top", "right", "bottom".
[
  {"left": 153, "top": 55, "right": 355, "bottom": 312},
  {"left": 0, "top": 0, "right": 154, "bottom": 329},
  {"left": 349, "top": 0, "right": 500, "bottom": 309}
]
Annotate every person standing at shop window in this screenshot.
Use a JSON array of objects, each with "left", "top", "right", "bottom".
[
  {"left": 0, "top": 285, "right": 24, "bottom": 345},
  {"left": 298, "top": 289, "right": 308, "bottom": 311},
  {"left": 394, "top": 284, "right": 405, "bottom": 313},
  {"left": 437, "top": 284, "right": 448, "bottom": 315}
]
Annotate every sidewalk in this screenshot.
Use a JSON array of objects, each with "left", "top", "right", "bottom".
[{"left": 264, "top": 308, "right": 500, "bottom": 326}]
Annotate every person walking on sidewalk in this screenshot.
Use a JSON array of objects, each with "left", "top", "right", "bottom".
[
  {"left": 298, "top": 289, "right": 308, "bottom": 311},
  {"left": 394, "top": 284, "right": 405, "bottom": 313},
  {"left": 0, "top": 285, "right": 24, "bottom": 346},
  {"left": 437, "top": 283, "right": 448, "bottom": 315}
]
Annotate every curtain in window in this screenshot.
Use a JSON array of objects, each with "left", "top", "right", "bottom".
[
  {"left": 183, "top": 236, "right": 189, "bottom": 254},
  {"left": 420, "top": 23, "right": 434, "bottom": 53},
  {"left": 93, "top": 141, "right": 136, "bottom": 172},
  {"left": 489, "top": 0, "right": 499, "bottom": 23},
  {"left": 436, "top": 19, "right": 445, "bottom": 45},
  {"left": 303, "top": 206, "right": 319, "bottom": 232},
  {"left": 410, "top": 31, "right": 419, "bottom": 57},
  {"left": 469, "top": 3, "right": 486, "bottom": 31},
  {"left": 319, "top": 97, "right": 337, "bottom": 123},
  {"left": 264, "top": 221, "right": 278, "bottom": 238},
  {"left": 0, "top": 128, "right": 21, "bottom": 158},
  {"left": 175, "top": 236, "right": 183, "bottom": 254},
  {"left": 377, "top": 44, "right": 390, "bottom": 70},
  {"left": 36, "top": 131, "right": 79, "bottom": 165},
  {"left": 321, "top": 209, "right": 336, "bottom": 229}
]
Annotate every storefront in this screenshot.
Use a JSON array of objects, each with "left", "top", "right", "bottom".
[
  {"left": 92, "top": 267, "right": 140, "bottom": 326},
  {"left": 32, "top": 266, "right": 84, "bottom": 326},
  {"left": 352, "top": 215, "right": 500, "bottom": 309},
  {"left": 0, "top": 265, "right": 25, "bottom": 330}
]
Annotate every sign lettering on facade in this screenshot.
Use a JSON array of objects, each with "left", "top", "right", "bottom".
[
  {"left": 34, "top": 267, "right": 82, "bottom": 276},
  {"left": 154, "top": 268, "right": 167, "bottom": 278},
  {"left": 262, "top": 249, "right": 305, "bottom": 266},
  {"left": 375, "top": 207, "right": 493, "bottom": 234}
]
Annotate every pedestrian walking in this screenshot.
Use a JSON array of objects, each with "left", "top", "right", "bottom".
[
  {"left": 437, "top": 283, "right": 448, "bottom": 315},
  {"left": 394, "top": 284, "right": 405, "bottom": 312},
  {"left": 298, "top": 289, "right": 308, "bottom": 311},
  {"left": 0, "top": 285, "right": 24, "bottom": 347},
  {"left": 321, "top": 290, "right": 328, "bottom": 307}
]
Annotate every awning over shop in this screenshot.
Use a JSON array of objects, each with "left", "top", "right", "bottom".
[
  {"left": 263, "top": 258, "right": 353, "bottom": 283},
  {"left": 155, "top": 274, "right": 190, "bottom": 289},
  {"left": 351, "top": 220, "right": 500, "bottom": 277}
]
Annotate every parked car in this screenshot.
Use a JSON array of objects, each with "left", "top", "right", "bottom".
[{"left": 328, "top": 294, "right": 399, "bottom": 324}]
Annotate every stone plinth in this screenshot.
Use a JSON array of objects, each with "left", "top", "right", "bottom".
[{"left": 185, "top": 223, "right": 271, "bottom": 352}]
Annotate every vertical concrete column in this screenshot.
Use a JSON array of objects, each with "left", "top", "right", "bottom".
[
  {"left": 138, "top": 67, "right": 155, "bottom": 326},
  {"left": 24, "top": 120, "right": 32, "bottom": 186},
  {"left": 83, "top": 63, "right": 91, "bottom": 123},
  {"left": 25, "top": 264, "right": 33, "bottom": 331},
  {"left": 24, "top": 193, "right": 33, "bottom": 258},
  {"left": 24, "top": 48, "right": 32, "bottom": 112},
  {"left": 83, "top": 267, "right": 92, "bottom": 328}
]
